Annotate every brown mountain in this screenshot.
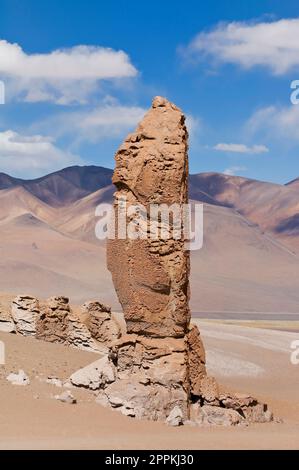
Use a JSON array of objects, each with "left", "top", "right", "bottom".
[
  {"left": 0, "top": 166, "right": 298, "bottom": 313},
  {"left": 0, "top": 166, "right": 113, "bottom": 207}
]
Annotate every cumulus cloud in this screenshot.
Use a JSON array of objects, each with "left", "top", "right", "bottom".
[
  {"left": 213, "top": 143, "right": 269, "bottom": 154},
  {"left": 246, "top": 104, "right": 299, "bottom": 142},
  {"left": 34, "top": 102, "right": 147, "bottom": 143},
  {"left": 0, "top": 130, "right": 81, "bottom": 177},
  {"left": 0, "top": 40, "right": 137, "bottom": 104},
  {"left": 184, "top": 18, "right": 299, "bottom": 75},
  {"left": 224, "top": 166, "right": 247, "bottom": 176}
]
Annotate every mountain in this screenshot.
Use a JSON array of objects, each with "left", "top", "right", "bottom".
[
  {"left": 0, "top": 166, "right": 113, "bottom": 207},
  {"left": 190, "top": 172, "right": 299, "bottom": 252},
  {"left": 0, "top": 165, "right": 298, "bottom": 312}
]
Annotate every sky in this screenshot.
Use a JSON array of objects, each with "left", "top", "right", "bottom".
[{"left": 1, "top": 0, "right": 299, "bottom": 183}]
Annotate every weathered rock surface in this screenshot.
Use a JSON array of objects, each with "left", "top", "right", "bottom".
[
  {"left": 71, "top": 96, "right": 274, "bottom": 425},
  {"left": 192, "top": 404, "right": 244, "bottom": 426},
  {"left": 0, "top": 303, "right": 15, "bottom": 333},
  {"left": 107, "top": 96, "right": 190, "bottom": 338},
  {"left": 70, "top": 355, "right": 116, "bottom": 390},
  {"left": 166, "top": 406, "right": 184, "bottom": 426},
  {"left": 36, "top": 296, "right": 100, "bottom": 352},
  {"left": 83, "top": 301, "right": 121, "bottom": 349},
  {"left": 8, "top": 295, "right": 113, "bottom": 353},
  {"left": 6, "top": 369, "right": 30, "bottom": 386},
  {"left": 187, "top": 324, "right": 206, "bottom": 396},
  {"left": 11, "top": 295, "right": 39, "bottom": 336}
]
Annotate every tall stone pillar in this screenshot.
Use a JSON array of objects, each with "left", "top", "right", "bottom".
[{"left": 105, "top": 97, "right": 206, "bottom": 420}]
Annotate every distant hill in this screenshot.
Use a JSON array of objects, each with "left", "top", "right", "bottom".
[
  {"left": 0, "top": 165, "right": 298, "bottom": 312},
  {"left": 0, "top": 166, "right": 113, "bottom": 207}
]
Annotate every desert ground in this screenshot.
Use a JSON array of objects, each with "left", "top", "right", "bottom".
[
  {"left": 0, "top": 317, "right": 298, "bottom": 450},
  {"left": 1, "top": 166, "right": 298, "bottom": 449}
]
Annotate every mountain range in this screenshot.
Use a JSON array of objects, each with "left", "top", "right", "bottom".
[{"left": 0, "top": 165, "right": 298, "bottom": 313}]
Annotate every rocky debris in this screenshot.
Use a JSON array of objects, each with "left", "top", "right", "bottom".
[
  {"left": 192, "top": 404, "right": 245, "bottom": 427},
  {"left": 11, "top": 295, "right": 39, "bottom": 336},
  {"left": 54, "top": 390, "right": 77, "bottom": 404},
  {"left": 219, "top": 392, "right": 257, "bottom": 410},
  {"left": 70, "top": 355, "right": 116, "bottom": 390},
  {"left": 241, "top": 403, "right": 273, "bottom": 423},
  {"left": 97, "top": 378, "right": 187, "bottom": 421},
  {"left": 0, "top": 303, "right": 15, "bottom": 333},
  {"left": 6, "top": 369, "right": 30, "bottom": 386},
  {"left": 46, "top": 377, "right": 63, "bottom": 387},
  {"left": 219, "top": 392, "right": 273, "bottom": 423},
  {"left": 36, "top": 296, "right": 100, "bottom": 352},
  {"left": 83, "top": 301, "right": 121, "bottom": 350},
  {"left": 166, "top": 406, "right": 184, "bottom": 426}
]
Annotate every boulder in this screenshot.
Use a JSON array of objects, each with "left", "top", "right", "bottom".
[
  {"left": 54, "top": 390, "right": 76, "bottom": 404},
  {"left": 70, "top": 355, "right": 116, "bottom": 390},
  {"left": 193, "top": 404, "right": 244, "bottom": 426},
  {"left": 6, "top": 369, "right": 30, "bottom": 386},
  {"left": 166, "top": 406, "right": 184, "bottom": 426}
]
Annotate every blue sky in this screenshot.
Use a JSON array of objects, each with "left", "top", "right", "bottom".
[{"left": 1, "top": 0, "right": 299, "bottom": 183}]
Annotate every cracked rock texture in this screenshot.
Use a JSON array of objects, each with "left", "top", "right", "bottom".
[
  {"left": 107, "top": 96, "right": 190, "bottom": 338},
  {"left": 83, "top": 301, "right": 121, "bottom": 350},
  {"left": 6, "top": 295, "right": 117, "bottom": 353},
  {"left": 11, "top": 295, "right": 39, "bottom": 336}
]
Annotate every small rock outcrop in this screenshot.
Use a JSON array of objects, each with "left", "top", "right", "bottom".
[
  {"left": 0, "top": 302, "right": 15, "bottom": 333},
  {"left": 36, "top": 296, "right": 100, "bottom": 352},
  {"left": 83, "top": 301, "right": 121, "bottom": 350},
  {"left": 6, "top": 295, "right": 116, "bottom": 353},
  {"left": 11, "top": 295, "right": 39, "bottom": 336}
]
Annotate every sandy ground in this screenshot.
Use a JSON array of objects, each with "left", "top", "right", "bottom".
[{"left": 0, "top": 321, "right": 298, "bottom": 450}]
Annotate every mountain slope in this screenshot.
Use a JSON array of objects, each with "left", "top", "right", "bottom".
[
  {"left": 0, "top": 166, "right": 113, "bottom": 207},
  {"left": 0, "top": 165, "right": 298, "bottom": 312},
  {"left": 190, "top": 172, "right": 299, "bottom": 252}
]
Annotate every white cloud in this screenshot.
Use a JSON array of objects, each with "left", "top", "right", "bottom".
[
  {"left": 0, "top": 130, "right": 81, "bottom": 177},
  {"left": 32, "top": 101, "right": 147, "bottom": 143},
  {"left": 213, "top": 143, "right": 269, "bottom": 154},
  {"left": 246, "top": 105, "right": 299, "bottom": 141},
  {"left": 185, "top": 18, "right": 299, "bottom": 75},
  {"left": 224, "top": 166, "right": 247, "bottom": 176},
  {"left": 0, "top": 40, "right": 137, "bottom": 104}
]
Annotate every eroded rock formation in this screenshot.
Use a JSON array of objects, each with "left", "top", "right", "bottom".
[
  {"left": 36, "top": 296, "right": 99, "bottom": 352},
  {"left": 89, "top": 96, "right": 273, "bottom": 425},
  {"left": 83, "top": 301, "right": 121, "bottom": 348},
  {"left": 107, "top": 95, "right": 190, "bottom": 338},
  {"left": 11, "top": 295, "right": 39, "bottom": 336},
  {"left": 6, "top": 295, "right": 117, "bottom": 353},
  {"left": 99, "top": 96, "right": 206, "bottom": 420}
]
